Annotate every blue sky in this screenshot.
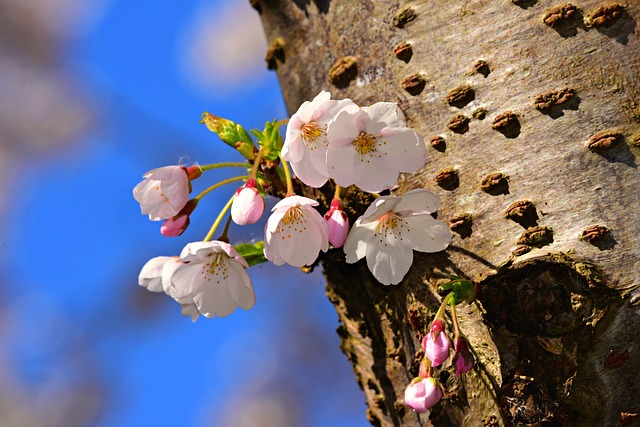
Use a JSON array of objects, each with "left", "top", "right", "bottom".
[{"left": 1, "top": 1, "right": 367, "bottom": 426}]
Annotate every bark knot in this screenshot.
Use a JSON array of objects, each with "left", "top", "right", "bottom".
[
  {"left": 480, "top": 172, "right": 509, "bottom": 195},
  {"left": 585, "top": 3, "right": 625, "bottom": 28},
  {"left": 328, "top": 56, "right": 358, "bottom": 88},
  {"left": 543, "top": 4, "right": 579, "bottom": 28},
  {"left": 401, "top": 73, "right": 426, "bottom": 96},
  {"left": 435, "top": 168, "right": 459, "bottom": 190},
  {"left": 518, "top": 226, "right": 554, "bottom": 248},
  {"left": 393, "top": 7, "right": 417, "bottom": 28},
  {"left": 588, "top": 130, "right": 623, "bottom": 152},
  {"left": 506, "top": 200, "right": 539, "bottom": 228},
  {"left": 393, "top": 41, "right": 413, "bottom": 63},
  {"left": 447, "top": 114, "right": 470, "bottom": 134},
  {"left": 446, "top": 85, "right": 475, "bottom": 108}
]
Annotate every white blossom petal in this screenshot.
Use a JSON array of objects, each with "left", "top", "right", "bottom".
[
  {"left": 405, "top": 215, "right": 453, "bottom": 253},
  {"left": 167, "top": 262, "right": 201, "bottom": 301},
  {"left": 326, "top": 143, "right": 364, "bottom": 187},
  {"left": 362, "top": 102, "right": 406, "bottom": 134},
  {"left": 180, "top": 303, "right": 200, "bottom": 322},
  {"left": 193, "top": 271, "right": 238, "bottom": 318},
  {"left": 138, "top": 256, "right": 174, "bottom": 293},
  {"left": 290, "top": 156, "right": 329, "bottom": 188},
  {"left": 227, "top": 260, "right": 257, "bottom": 310},
  {"left": 365, "top": 227, "right": 414, "bottom": 286},
  {"left": 358, "top": 197, "right": 401, "bottom": 224},
  {"left": 343, "top": 220, "right": 376, "bottom": 263},
  {"left": 393, "top": 189, "right": 441, "bottom": 216},
  {"left": 326, "top": 109, "right": 361, "bottom": 146},
  {"left": 355, "top": 156, "right": 400, "bottom": 193},
  {"left": 381, "top": 128, "right": 426, "bottom": 172}
]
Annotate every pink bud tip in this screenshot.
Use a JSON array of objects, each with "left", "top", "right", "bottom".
[
  {"left": 422, "top": 322, "right": 451, "bottom": 367},
  {"left": 160, "top": 214, "right": 190, "bottom": 237},
  {"left": 231, "top": 185, "right": 265, "bottom": 225},
  {"left": 324, "top": 200, "right": 349, "bottom": 248},
  {"left": 453, "top": 337, "right": 474, "bottom": 376},
  {"left": 404, "top": 377, "right": 442, "bottom": 413}
]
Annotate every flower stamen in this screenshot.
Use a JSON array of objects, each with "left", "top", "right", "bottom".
[
  {"left": 353, "top": 131, "right": 378, "bottom": 155},
  {"left": 300, "top": 121, "right": 324, "bottom": 148},
  {"left": 205, "top": 252, "right": 229, "bottom": 284}
]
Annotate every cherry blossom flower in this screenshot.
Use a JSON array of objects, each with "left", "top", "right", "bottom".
[
  {"left": 343, "top": 189, "right": 452, "bottom": 285},
  {"left": 264, "top": 195, "right": 329, "bottom": 267},
  {"left": 404, "top": 377, "right": 442, "bottom": 413},
  {"left": 453, "top": 337, "right": 474, "bottom": 376},
  {"left": 165, "top": 241, "right": 256, "bottom": 318},
  {"left": 282, "top": 91, "right": 358, "bottom": 187},
  {"left": 133, "top": 166, "right": 191, "bottom": 221},
  {"left": 422, "top": 319, "right": 451, "bottom": 367},
  {"left": 324, "top": 199, "right": 350, "bottom": 248},
  {"left": 231, "top": 178, "right": 265, "bottom": 225},
  {"left": 326, "top": 102, "right": 426, "bottom": 193}
]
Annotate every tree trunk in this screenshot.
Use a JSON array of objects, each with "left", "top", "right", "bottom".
[{"left": 256, "top": 0, "right": 640, "bottom": 425}]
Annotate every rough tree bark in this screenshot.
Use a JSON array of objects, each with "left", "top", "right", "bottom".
[{"left": 256, "top": 1, "right": 640, "bottom": 425}]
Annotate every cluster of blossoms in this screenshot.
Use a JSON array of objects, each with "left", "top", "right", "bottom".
[
  {"left": 404, "top": 277, "right": 476, "bottom": 414},
  {"left": 133, "top": 91, "right": 458, "bottom": 411}
]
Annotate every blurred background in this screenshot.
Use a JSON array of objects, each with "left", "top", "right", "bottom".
[{"left": 0, "top": 0, "right": 368, "bottom": 426}]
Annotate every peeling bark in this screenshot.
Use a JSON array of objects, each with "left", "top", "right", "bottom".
[{"left": 257, "top": 1, "right": 640, "bottom": 425}]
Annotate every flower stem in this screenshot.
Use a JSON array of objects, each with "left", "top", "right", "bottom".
[
  {"left": 433, "top": 293, "right": 452, "bottom": 322},
  {"left": 204, "top": 195, "right": 235, "bottom": 242},
  {"left": 194, "top": 175, "right": 248, "bottom": 201},
  {"left": 279, "top": 155, "right": 295, "bottom": 196},
  {"left": 199, "top": 162, "right": 250, "bottom": 171},
  {"left": 251, "top": 148, "right": 266, "bottom": 179},
  {"left": 334, "top": 183, "right": 342, "bottom": 200},
  {"left": 450, "top": 300, "right": 461, "bottom": 339},
  {"left": 276, "top": 118, "right": 289, "bottom": 127}
]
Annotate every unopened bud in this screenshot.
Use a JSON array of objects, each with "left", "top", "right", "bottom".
[
  {"left": 453, "top": 337, "right": 474, "bottom": 376},
  {"left": 231, "top": 178, "right": 265, "bottom": 225},
  {"left": 160, "top": 214, "right": 190, "bottom": 237},
  {"left": 422, "top": 320, "right": 450, "bottom": 367},
  {"left": 324, "top": 199, "right": 349, "bottom": 248},
  {"left": 404, "top": 377, "right": 442, "bottom": 413}
]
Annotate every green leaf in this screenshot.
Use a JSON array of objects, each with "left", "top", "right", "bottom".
[
  {"left": 200, "top": 112, "right": 256, "bottom": 160},
  {"left": 260, "top": 119, "right": 284, "bottom": 161},
  {"left": 234, "top": 241, "right": 267, "bottom": 267}
]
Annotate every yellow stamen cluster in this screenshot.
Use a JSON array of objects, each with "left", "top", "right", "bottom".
[
  {"left": 353, "top": 131, "right": 378, "bottom": 155},
  {"left": 277, "top": 205, "right": 307, "bottom": 239},
  {"left": 203, "top": 252, "right": 229, "bottom": 284},
  {"left": 374, "top": 212, "right": 407, "bottom": 246},
  {"left": 300, "top": 121, "right": 324, "bottom": 148}
]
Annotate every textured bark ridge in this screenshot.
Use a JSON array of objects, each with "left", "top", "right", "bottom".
[{"left": 257, "top": 1, "right": 640, "bottom": 425}]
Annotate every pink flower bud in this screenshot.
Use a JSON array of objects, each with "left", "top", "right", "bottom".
[
  {"left": 453, "top": 337, "right": 474, "bottom": 376},
  {"left": 231, "top": 179, "right": 265, "bottom": 225},
  {"left": 324, "top": 199, "right": 349, "bottom": 248},
  {"left": 422, "top": 319, "right": 450, "bottom": 367},
  {"left": 161, "top": 214, "right": 190, "bottom": 237},
  {"left": 404, "top": 377, "right": 442, "bottom": 413}
]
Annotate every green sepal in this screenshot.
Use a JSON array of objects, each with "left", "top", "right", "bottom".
[
  {"left": 234, "top": 241, "right": 267, "bottom": 267},
  {"left": 439, "top": 276, "right": 475, "bottom": 304},
  {"left": 200, "top": 112, "right": 256, "bottom": 160}
]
